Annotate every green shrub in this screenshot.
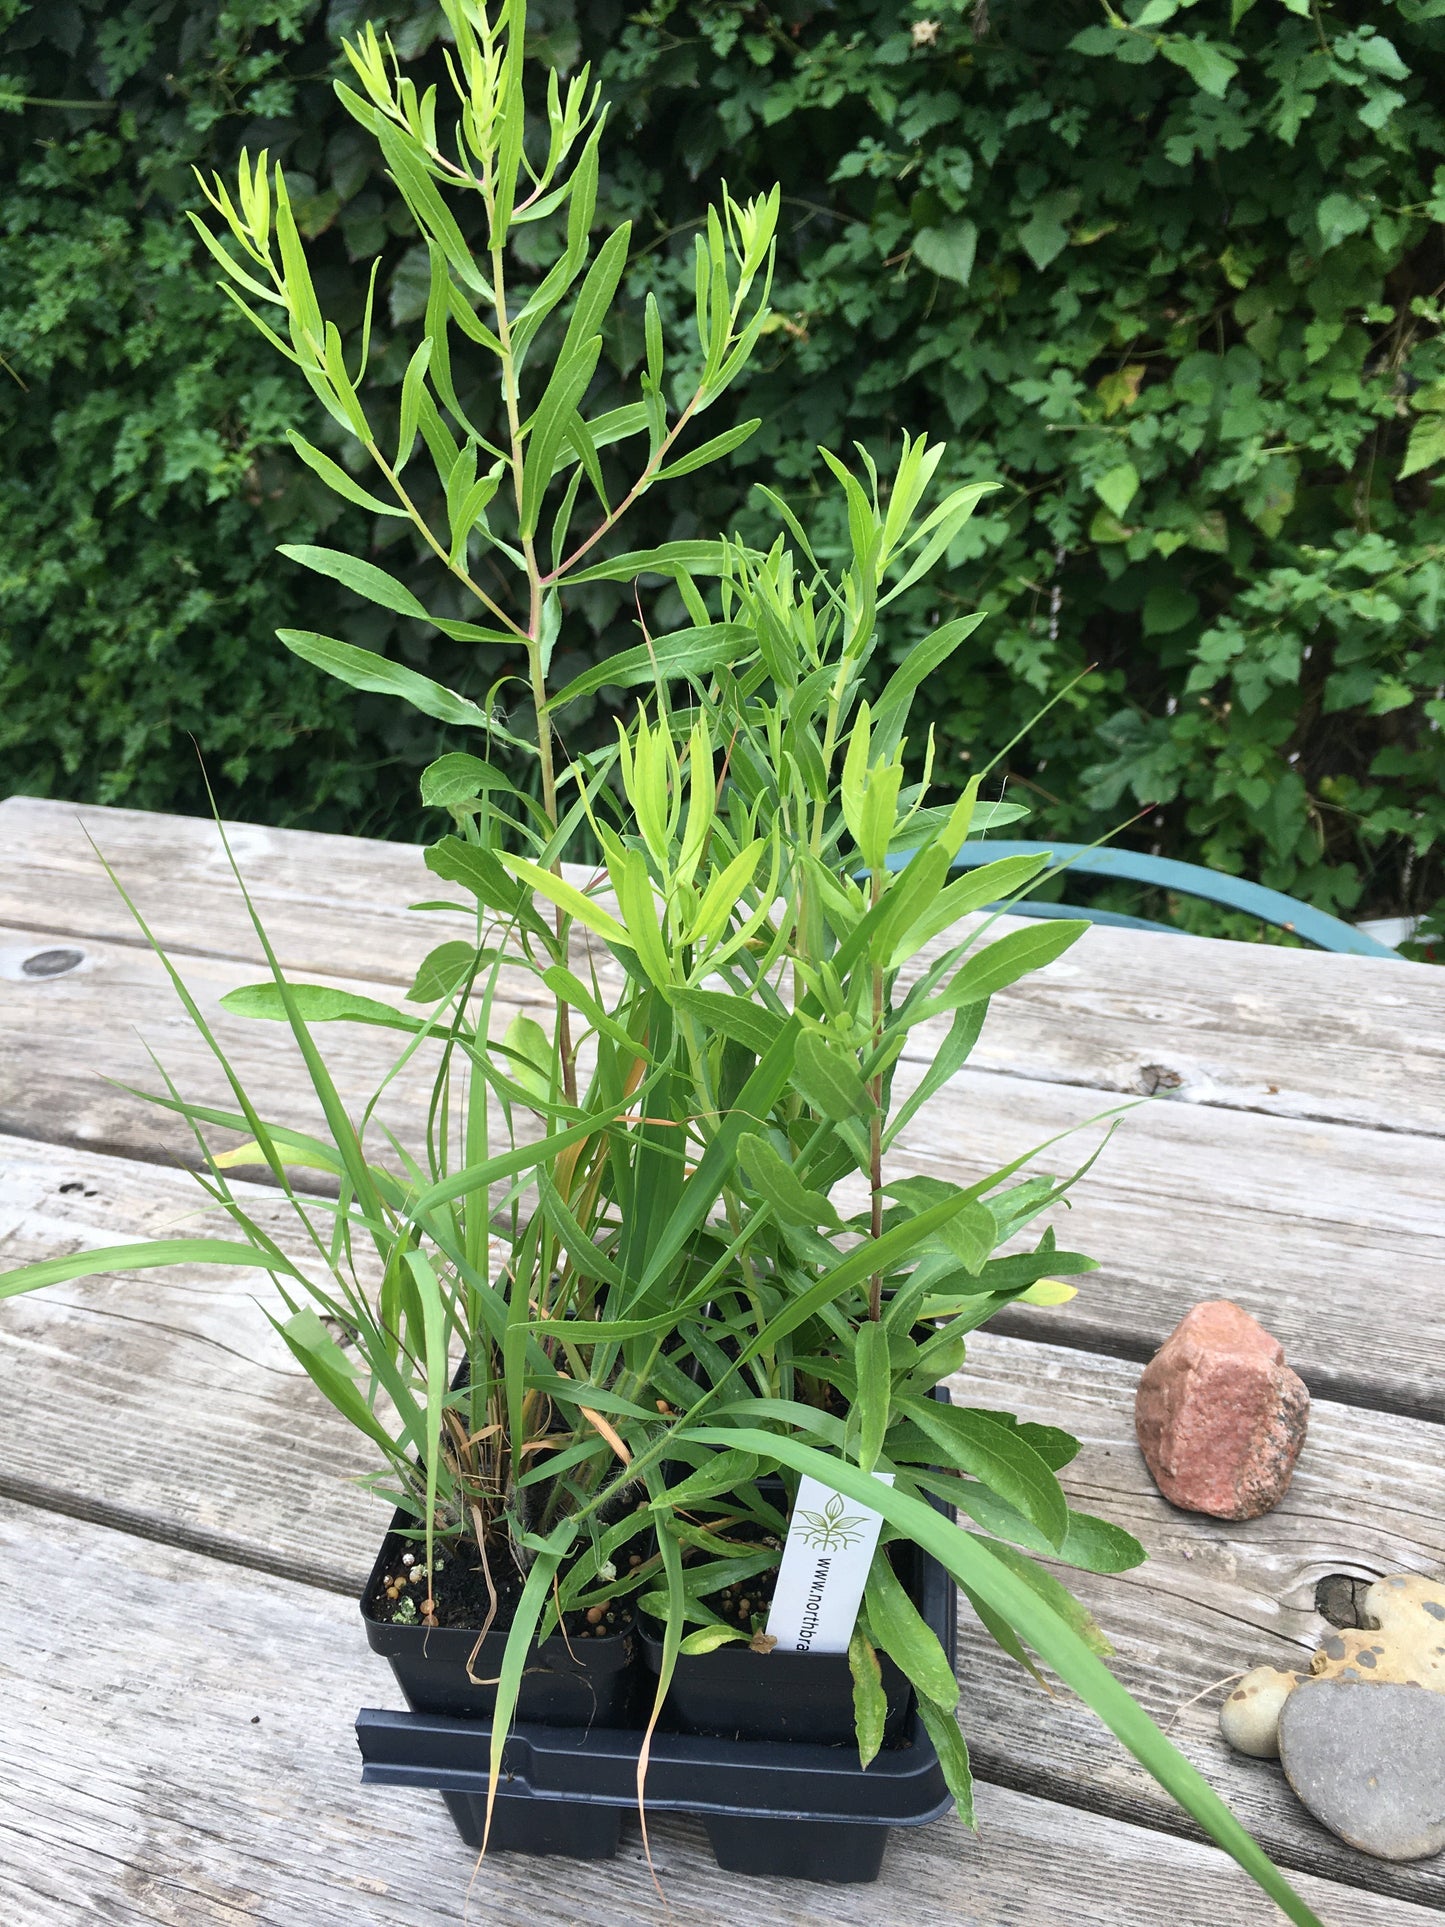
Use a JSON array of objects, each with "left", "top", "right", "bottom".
[{"left": 3, "top": 0, "right": 1443, "bottom": 933}]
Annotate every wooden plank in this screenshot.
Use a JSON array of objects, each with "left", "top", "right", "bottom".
[
  {"left": 0, "top": 920, "right": 542, "bottom": 1169},
  {"left": 0, "top": 1498, "right": 1435, "bottom": 1926},
  {"left": 7, "top": 793, "right": 1443, "bottom": 1139},
  {"left": 877, "top": 1070, "right": 1445, "bottom": 1422},
  {"left": 3, "top": 926, "right": 1440, "bottom": 1413},
  {"left": 2, "top": 1138, "right": 1442, "bottom": 1905}
]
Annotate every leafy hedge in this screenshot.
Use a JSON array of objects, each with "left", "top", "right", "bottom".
[{"left": 3, "top": 0, "right": 1444, "bottom": 933}]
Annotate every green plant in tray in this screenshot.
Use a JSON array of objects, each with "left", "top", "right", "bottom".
[{"left": 0, "top": 4, "right": 1321, "bottom": 1919}]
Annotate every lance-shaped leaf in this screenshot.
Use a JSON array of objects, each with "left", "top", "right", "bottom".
[
  {"left": 277, "top": 543, "right": 429, "bottom": 619},
  {"left": 792, "top": 1030, "right": 871, "bottom": 1121},
  {"left": 737, "top": 1132, "right": 843, "bottom": 1230},
  {"left": 277, "top": 630, "right": 494, "bottom": 729},
  {"left": 895, "top": 1395, "right": 1068, "bottom": 1550},
  {"left": 911, "top": 920, "right": 1089, "bottom": 1025},
  {"left": 854, "top": 1318, "right": 892, "bottom": 1473},
  {"left": 284, "top": 431, "right": 406, "bottom": 516},
  {"left": 221, "top": 981, "right": 424, "bottom": 1032},
  {"left": 548, "top": 623, "right": 753, "bottom": 709}
]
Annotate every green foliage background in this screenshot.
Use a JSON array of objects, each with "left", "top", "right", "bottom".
[{"left": 3, "top": 0, "right": 1444, "bottom": 932}]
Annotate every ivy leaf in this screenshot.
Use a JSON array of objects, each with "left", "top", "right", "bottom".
[
  {"left": 1094, "top": 463, "right": 1140, "bottom": 518},
  {"left": 912, "top": 220, "right": 977, "bottom": 286},
  {"left": 1316, "top": 193, "right": 1370, "bottom": 251},
  {"left": 1350, "top": 32, "right": 1410, "bottom": 82},
  {"left": 1018, "top": 192, "right": 1078, "bottom": 270},
  {"left": 1143, "top": 585, "right": 1199, "bottom": 635},
  {"left": 1400, "top": 415, "right": 1445, "bottom": 482},
  {"left": 1068, "top": 25, "right": 1124, "bottom": 55},
  {"left": 1160, "top": 37, "right": 1240, "bottom": 99},
  {"left": 1096, "top": 365, "right": 1145, "bottom": 416},
  {"left": 1359, "top": 87, "right": 1406, "bottom": 133}
]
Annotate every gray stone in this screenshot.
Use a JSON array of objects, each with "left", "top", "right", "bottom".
[{"left": 1278, "top": 1679, "right": 1445, "bottom": 1862}]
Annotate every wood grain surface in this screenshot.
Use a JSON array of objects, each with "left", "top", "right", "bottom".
[
  {"left": 1, "top": 1499, "right": 1435, "bottom": 1927},
  {"left": 7, "top": 794, "right": 1442, "bottom": 1137},
  {"left": 2, "top": 796, "right": 1443, "bottom": 1921},
  {"left": 1, "top": 1135, "right": 1441, "bottom": 1905},
  {"left": 2, "top": 915, "right": 1439, "bottom": 1414}
]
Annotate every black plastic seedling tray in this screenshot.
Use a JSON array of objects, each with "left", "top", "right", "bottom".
[{"left": 355, "top": 1529, "right": 958, "bottom": 1883}]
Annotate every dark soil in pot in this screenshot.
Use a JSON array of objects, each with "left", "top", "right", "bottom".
[
  {"left": 638, "top": 1537, "right": 924, "bottom": 1744},
  {"left": 361, "top": 1517, "right": 638, "bottom": 1725}
]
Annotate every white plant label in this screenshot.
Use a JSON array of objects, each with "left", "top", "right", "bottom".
[{"left": 765, "top": 1472, "right": 894, "bottom": 1655}]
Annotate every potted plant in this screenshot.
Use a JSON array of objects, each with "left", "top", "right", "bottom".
[{"left": 1, "top": 3, "right": 1322, "bottom": 1919}]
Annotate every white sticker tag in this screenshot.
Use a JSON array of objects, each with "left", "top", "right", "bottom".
[{"left": 764, "top": 1472, "right": 894, "bottom": 1655}]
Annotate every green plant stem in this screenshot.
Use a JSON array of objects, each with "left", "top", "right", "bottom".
[
  {"left": 486, "top": 193, "right": 578, "bottom": 1108},
  {"left": 867, "top": 862, "right": 885, "bottom": 1322}
]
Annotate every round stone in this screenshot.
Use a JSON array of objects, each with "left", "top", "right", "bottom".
[
  {"left": 1278, "top": 1679, "right": 1445, "bottom": 1862},
  {"left": 1220, "top": 1665, "right": 1304, "bottom": 1759}
]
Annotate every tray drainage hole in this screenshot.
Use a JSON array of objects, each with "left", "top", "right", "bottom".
[{"left": 22, "top": 948, "right": 85, "bottom": 978}]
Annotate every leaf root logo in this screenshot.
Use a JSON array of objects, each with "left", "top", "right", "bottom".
[{"left": 796, "top": 1493, "right": 867, "bottom": 1552}]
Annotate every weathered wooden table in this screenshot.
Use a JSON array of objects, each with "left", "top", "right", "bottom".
[{"left": 1, "top": 793, "right": 1442, "bottom": 1926}]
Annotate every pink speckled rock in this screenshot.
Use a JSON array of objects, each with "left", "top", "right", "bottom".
[{"left": 1134, "top": 1300, "right": 1309, "bottom": 1520}]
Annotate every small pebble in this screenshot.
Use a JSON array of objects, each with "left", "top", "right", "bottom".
[
  {"left": 586, "top": 1605, "right": 604, "bottom": 1625},
  {"left": 401, "top": 1552, "right": 415, "bottom": 1566},
  {"left": 1220, "top": 1666, "right": 1304, "bottom": 1758}
]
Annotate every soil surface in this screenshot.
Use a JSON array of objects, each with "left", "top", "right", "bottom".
[{"left": 366, "top": 1529, "right": 634, "bottom": 1639}]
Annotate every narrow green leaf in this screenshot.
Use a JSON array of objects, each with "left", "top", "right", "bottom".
[
  {"left": 498, "top": 853, "right": 632, "bottom": 948},
  {"left": 220, "top": 981, "right": 423, "bottom": 1031},
  {"left": 872, "top": 614, "right": 987, "bottom": 749},
  {"left": 865, "top": 1553, "right": 958, "bottom": 1707},
  {"left": 737, "top": 1132, "right": 843, "bottom": 1229},
  {"left": 403, "top": 1249, "right": 448, "bottom": 1580},
  {"left": 277, "top": 544, "right": 427, "bottom": 620},
  {"left": 548, "top": 623, "right": 753, "bottom": 708},
  {"left": 519, "top": 336, "right": 603, "bottom": 537},
  {"left": 563, "top": 539, "right": 733, "bottom": 585},
  {"left": 888, "top": 854, "right": 1053, "bottom": 968},
  {"left": 270, "top": 1306, "right": 400, "bottom": 1460},
  {"left": 655, "top": 1448, "right": 760, "bottom": 1510},
  {"left": 679, "top": 1624, "right": 749, "bottom": 1655},
  {"left": 855, "top": 1319, "right": 891, "bottom": 1473},
  {"left": 917, "top": 1697, "right": 976, "bottom": 1827},
  {"left": 897, "top": 1396, "right": 1068, "bottom": 1549},
  {"left": 915, "top": 920, "right": 1089, "bottom": 1024},
  {"left": 0, "top": 1238, "right": 289, "bottom": 1300},
  {"left": 672, "top": 987, "right": 784, "bottom": 1058},
  {"left": 655, "top": 418, "right": 762, "bottom": 481},
  {"left": 792, "top": 1030, "right": 870, "bottom": 1121},
  {"left": 849, "top": 1622, "right": 888, "bottom": 1770},
  {"left": 285, "top": 432, "right": 405, "bottom": 516},
  {"left": 277, "top": 630, "right": 493, "bottom": 728}
]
